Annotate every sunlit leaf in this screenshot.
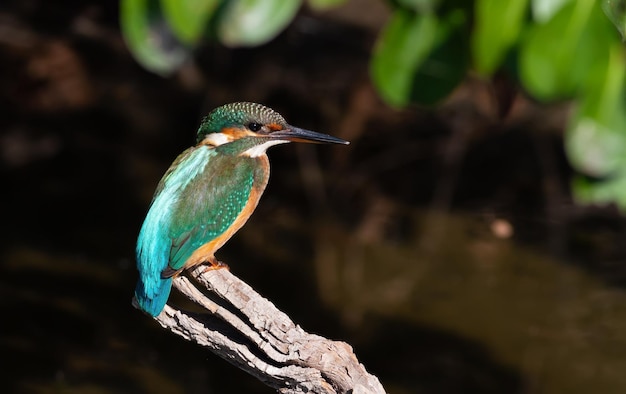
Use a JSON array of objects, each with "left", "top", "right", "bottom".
[
  {"left": 161, "top": 0, "right": 219, "bottom": 44},
  {"left": 472, "top": 0, "right": 528, "bottom": 75},
  {"left": 371, "top": 8, "right": 467, "bottom": 107},
  {"left": 370, "top": 9, "right": 439, "bottom": 107},
  {"left": 120, "top": 0, "right": 190, "bottom": 76},
  {"left": 602, "top": 0, "right": 626, "bottom": 38},
  {"left": 566, "top": 43, "right": 626, "bottom": 177},
  {"left": 531, "top": 0, "right": 572, "bottom": 22},
  {"left": 218, "top": 0, "right": 302, "bottom": 47},
  {"left": 410, "top": 10, "right": 468, "bottom": 105},
  {"left": 568, "top": 43, "right": 626, "bottom": 210},
  {"left": 578, "top": 45, "right": 626, "bottom": 125},
  {"left": 572, "top": 173, "right": 626, "bottom": 209},
  {"left": 567, "top": 117, "right": 626, "bottom": 178},
  {"left": 519, "top": 0, "right": 610, "bottom": 100}
]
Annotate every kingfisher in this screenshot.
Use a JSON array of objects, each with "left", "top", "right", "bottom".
[{"left": 134, "top": 102, "right": 349, "bottom": 316}]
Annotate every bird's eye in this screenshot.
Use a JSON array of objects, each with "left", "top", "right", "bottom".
[{"left": 248, "top": 122, "right": 262, "bottom": 132}]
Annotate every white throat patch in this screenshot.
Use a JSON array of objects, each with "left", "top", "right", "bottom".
[
  {"left": 202, "top": 132, "right": 230, "bottom": 146},
  {"left": 242, "top": 140, "right": 290, "bottom": 157}
]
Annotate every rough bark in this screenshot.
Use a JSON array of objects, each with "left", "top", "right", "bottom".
[{"left": 136, "top": 266, "right": 386, "bottom": 394}]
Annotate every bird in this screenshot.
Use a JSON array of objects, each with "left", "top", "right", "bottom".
[{"left": 134, "top": 102, "right": 349, "bottom": 316}]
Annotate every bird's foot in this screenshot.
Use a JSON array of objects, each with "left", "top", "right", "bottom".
[{"left": 201, "top": 258, "right": 230, "bottom": 273}]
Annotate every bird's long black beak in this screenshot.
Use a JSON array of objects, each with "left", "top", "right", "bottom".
[{"left": 271, "top": 126, "right": 349, "bottom": 145}]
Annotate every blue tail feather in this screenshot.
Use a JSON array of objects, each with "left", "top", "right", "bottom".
[{"left": 134, "top": 277, "right": 172, "bottom": 317}]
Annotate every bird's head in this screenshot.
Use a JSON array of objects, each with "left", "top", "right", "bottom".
[{"left": 196, "top": 102, "right": 348, "bottom": 157}]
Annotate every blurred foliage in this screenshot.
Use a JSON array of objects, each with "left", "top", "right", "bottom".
[
  {"left": 120, "top": 0, "right": 626, "bottom": 208},
  {"left": 120, "top": 0, "right": 191, "bottom": 74},
  {"left": 217, "top": 0, "right": 302, "bottom": 46}
]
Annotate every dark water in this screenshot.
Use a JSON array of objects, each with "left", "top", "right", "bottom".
[{"left": 2, "top": 1, "right": 626, "bottom": 393}]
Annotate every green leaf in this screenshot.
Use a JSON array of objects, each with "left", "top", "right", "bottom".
[
  {"left": 370, "top": 10, "right": 439, "bottom": 107},
  {"left": 568, "top": 43, "right": 626, "bottom": 210},
  {"left": 572, "top": 174, "right": 626, "bottom": 208},
  {"left": 472, "top": 0, "right": 528, "bottom": 75},
  {"left": 566, "top": 43, "right": 626, "bottom": 177},
  {"left": 567, "top": 116, "right": 626, "bottom": 177},
  {"left": 409, "top": 11, "right": 468, "bottom": 104},
  {"left": 370, "top": 8, "right": 468, "bottom": 107},
  {"left": 217, "top": 0, "right": 302, "bottom": 47},
  {"left": 602, "top": 0, "right": 626, "bottom": 38},
  {"left": 531, "top": 0, "right": 572, "bottom": 22},
  {"left": 307, "top": 0, "right": 347, "bottom": 11},
  {"left": 578, "top": 44, "right": 626, "bottom": 125},
  {"left": 396, "top": 0, "right": 442, "bottom": 13},
  {"left": 519, "top": 0, "right": 611, "bottom": 100},
  {"left": 160, "top": 0, "right": 219, "bottom": 44},
  {"left": 120, "top": 0, "right": 189, "bottom": 76}
]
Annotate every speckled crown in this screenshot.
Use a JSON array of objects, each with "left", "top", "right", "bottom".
[{"left": 197, "top": 102, "right": 287, "bottom": 142}]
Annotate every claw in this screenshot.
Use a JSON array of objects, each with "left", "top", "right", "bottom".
[{"left": 201, "top": 257, "right": 229, "bottom": 273}]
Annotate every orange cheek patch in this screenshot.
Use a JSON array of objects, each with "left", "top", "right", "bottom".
[
  {"left": 221, "top": 127, "right": 252, "bottom": 140},
  {"left": 267, "top": 123, "right": 283, "bottom": 131}
]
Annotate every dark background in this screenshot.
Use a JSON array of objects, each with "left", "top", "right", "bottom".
[{"left": 2, "top": 1, "right": 626, "bottom": 393}]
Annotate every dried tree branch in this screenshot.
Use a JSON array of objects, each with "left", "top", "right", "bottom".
[{"left": 138, "top": 266, "right": 386, "bottom": 394}]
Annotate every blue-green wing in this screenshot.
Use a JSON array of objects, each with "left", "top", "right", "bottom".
[
  {"left": 136, "top": 145, "right": 263, "bottom": 306},
  {"left": 166, "top": 152, "right": 258, "bottom": 270},
  {"left": 136, "top": 146, "right": 215, "bottom": 300}
]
